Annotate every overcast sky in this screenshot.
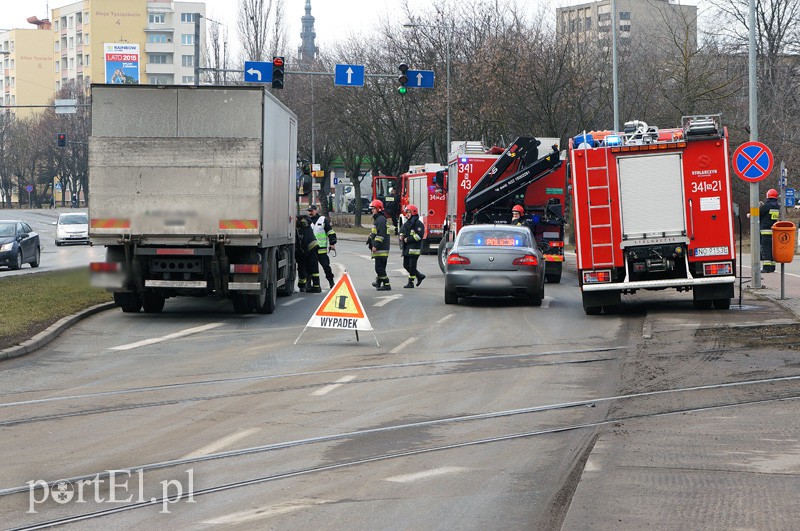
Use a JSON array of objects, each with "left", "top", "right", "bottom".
[{"left": 1, "top": 1, "right": 417, "bottom": 52}]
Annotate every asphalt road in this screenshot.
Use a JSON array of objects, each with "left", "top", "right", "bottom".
[{"left": 1, "top": 212, "right": 799, "bottom": 528}]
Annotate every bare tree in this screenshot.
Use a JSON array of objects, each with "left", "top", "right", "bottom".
[{"left": 237, "top": 0, "right": 287, "bottom": 62}]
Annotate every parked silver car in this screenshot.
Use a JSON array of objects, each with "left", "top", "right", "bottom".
[{"left": 444, "top": 224, "right": 545, "bottom": 305}]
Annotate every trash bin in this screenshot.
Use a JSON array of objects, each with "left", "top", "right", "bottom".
[{"left": 772, "top": 221, "right": 796, "bottom": 263}]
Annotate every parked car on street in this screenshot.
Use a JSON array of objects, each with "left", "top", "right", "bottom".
[
  {"left": 55, "top": 212, "right": 90, "bottom": 246},
  {"left": 444, "top": 224, "right": 545, "bottom": 305},
  {"left": 0, "top": 220, "right": 41, "bottom": 270}
]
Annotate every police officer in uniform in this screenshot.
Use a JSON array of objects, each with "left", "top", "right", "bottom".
[
  {"left": 760, "top": 188, "right": 781, "bottom": 273},
  {"left": 368, "top": 199, "right": 391, "bottom": 290},
  {"left": 306, "top": 204, "right": 337, "bottom": 288},
  {"left": 399, "top": 204, "right": 426, "bottom": 288}
]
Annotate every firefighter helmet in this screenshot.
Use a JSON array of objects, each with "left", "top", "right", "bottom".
[
  {"left": 405, "top": 204, "right": 419, "bottom": 216},
  {"left": 369, "top": 199, "right": 384, "bottom": 210},
  {"left": 767, "top": 188, "right": 779, "bottom": 199},
  {"left": 512, "top": 205, "right": 525, "bottom": 214}
]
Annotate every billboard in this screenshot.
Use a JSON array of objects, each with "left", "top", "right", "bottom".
[{"left": 104, "top": 43, "right": 140, "bottom": 84}]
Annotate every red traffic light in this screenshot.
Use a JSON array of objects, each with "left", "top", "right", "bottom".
[{"left": 273, "top": 57, "right": 284, "bottom": 67}]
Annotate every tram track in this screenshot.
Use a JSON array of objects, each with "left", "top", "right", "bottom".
[{"left": 4, "top": 371, "right": 800, "bottom": 529}]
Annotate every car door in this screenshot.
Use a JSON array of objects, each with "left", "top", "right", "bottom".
[{"left": 18, "top": 222, "right": 34, "bottom": 260}]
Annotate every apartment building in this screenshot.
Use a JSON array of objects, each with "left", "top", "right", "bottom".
[
  {"left": 52, "top": 0, "right": 205, "bottom": 91},
  {"left": 1, "top": 23, "right": 55, "bottom": 119},
  {"left": 557, "top": 0, "right": 697, "bottom": 54}
]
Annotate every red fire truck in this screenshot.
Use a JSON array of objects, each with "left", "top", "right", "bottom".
[
  {"left": 397, "top": 165, "right": 448, "bottom": 254},
  {"left": 569, "top": 115, "right": 736, "bottom": 315},
  {"left": 437, "top": 138, "right": 568, "bottom": 282}
]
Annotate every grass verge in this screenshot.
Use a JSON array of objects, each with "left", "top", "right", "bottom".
[{"left": 0, "top": 268, "right": 112, "bottom": 350}]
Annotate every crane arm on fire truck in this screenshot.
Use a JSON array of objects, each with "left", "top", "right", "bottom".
[
  {"left": 466, "top": 136, "right": 543, "bottom": 199},
  {"left": 463, "top": 142, "right": 562, "bottom": 219}
]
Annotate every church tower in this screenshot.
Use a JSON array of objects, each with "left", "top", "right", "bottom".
[{"left": 298, "top": 0, "right": 318, "bottom": 65}]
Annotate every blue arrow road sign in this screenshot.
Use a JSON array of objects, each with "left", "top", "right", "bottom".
[
  {"left": 244, "top": 61, "right": 273, "bottom": 84},
  {"left": 406, "top": 69, "right": 435, "bottom": 89},
  {"left": 334, "top": 64, "right": 365, "bottom": 87}
]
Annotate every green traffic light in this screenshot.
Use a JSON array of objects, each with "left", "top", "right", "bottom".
[{"left": 398, "top": 86, "right": 407, "bottom": 95}]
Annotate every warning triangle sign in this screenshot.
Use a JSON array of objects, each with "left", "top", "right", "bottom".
[{"left": 305, "top": 272, "right": 373, "bottom": 331}]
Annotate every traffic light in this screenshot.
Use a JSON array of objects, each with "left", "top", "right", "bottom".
[
  {"left": 57, "top": 133, "right": 66, "bottom": 148},
  {"left": 272, "top": 56, "right": 285, "bottom": 89},
  {"left": 398, "top": 63, "right": 408, "bottom": 95}
]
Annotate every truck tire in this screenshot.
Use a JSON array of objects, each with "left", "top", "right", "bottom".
[
  {"left": 142, "top": 292, "right": 165, "bottom": 313},
  {"left": 114, "top": 292, "right": 141, "bottom": 313},
  {"left": 693, "top": 299, "right": 713, "bottom": 309},
  {"left": 232, "top": 294, "right": 252, "bottom": 314},
  {"left": 277, "top": 246, "right": 295, "bottom": 297},
  {"left": 584, "top": 306, "right": 602, "bottom": 315},
  {"left": 713, "top": 298, "right": 731, "bottom": 310},
  {"left": 545, "top": 262, "right": 562, "bottom": 284}
]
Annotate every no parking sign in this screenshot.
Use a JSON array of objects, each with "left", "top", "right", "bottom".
[{"left": 732, "top": 141, "right": 773, "bottom": 182}]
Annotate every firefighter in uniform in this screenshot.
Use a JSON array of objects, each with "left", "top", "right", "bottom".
[
  {"left": 368, "top": 199, "right": 392, "bottom": 290},
  {"left": 399, "top": 204, "right": 426, "bottom": 288},
  {"left": 511, "top": 204, "right": 526, "bottom": 226},
  {"left": 384, "top": 187, "right": 400, "bottom": 235},
  {"left": 306, "top": 204, "right": 337, "bottom": 289},
  {"left": 760, "top": 188, "right": 781, "bottom": 273},
  {"left": 296, "top": 215, "right": 321, "bottom": 292}
]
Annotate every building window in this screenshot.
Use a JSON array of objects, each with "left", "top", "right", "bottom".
[
  {"left": 54, "top": 41, "right": 59, "bottom": 52},
  {"left": 150, "top": 75, "right": 166, "bottom": 84},
  {"left": 149, "top": 54, "right": 168, "bottom": 64},
  {"left": 76, "top": 12, "right": 82, "bottom": 24},
  {"left": 569, "top": 20, "right": 575, "bottom": 32},
  {"left": 149, "top": 13, "right": 165, "bottom": 24},
  {"left": 69, "top": 58, "right": 74, "bottom": 70},
  {"left": 181, "top": 34, "right": 194, "bottom": 45},
  {"left": 620, "top": 11, "right": 631, "bottom": 20},
  {"left": 585, "top": 17, "right": 591, "bottom": 30},
  {"left": 84, "top": 34, "right": 89, "bottom": 45},
  {"left": 182, "top": 75, "right": 194, "bottom": 84},
  {"left": 54, "top": 20, "right": 59, "bottom": 31},
  {"left": 85, "top": 54, "right": 90, "bottom": 66},
  {"left": 77, "top": 56, "right": 83, "bottom": 66},
  {"left": 68, "top": 16, "right": 73, "bottom": 28},
  {"left": 84, "top": 11, "right": 89, "bottom": 24},
  {"left": 69, "top": 37, "right": 74, "bottom": 49},
  {"left": 181, "top": 13, "right": 197, "bottom": 23},
  {"left": 56, "top": 81, "right": 60, "bottom": 91},
  {"left": 620, "top": 24, "right": 631, "bottom": 33},
  {"left": 181, "top": 54, "right": 194, "bottom": 67},
  {"left": 55, "top": 61, "right": 60, "bottom": 72},
  {"left": 598, "top": 13, "right": 611, "bottom": 22},
  {"left": 147, "top": 34, "right": 168, "bottom": 43}
]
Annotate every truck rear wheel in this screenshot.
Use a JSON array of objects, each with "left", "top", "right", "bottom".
[
  {"left": 232, "top": 294, "right": 252, "bottom": 314},
  {"left": 257, "top": 251, "right": 278, "bottom": 314},
  {"left": 114, "top": 292, "right": 141, "bottom": 313},
  {"left": 713, "top": 298, "right": 731, "bottom": 310},
  {"left": 276, "top": 246, "right": 295, "bottom": 297},
  {"left": 584, "top": 306, "right": 602, "bottom": 315},
  {"left": 545, "top": 263, "right": 562, "bottom": 284},
  {"left": 142, "top": 292, "right": 165, "bottom": 313}
]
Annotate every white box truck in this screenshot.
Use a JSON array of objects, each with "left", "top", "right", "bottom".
[{"left": 89, "top": 85, "right": 297, "bottom": 314}]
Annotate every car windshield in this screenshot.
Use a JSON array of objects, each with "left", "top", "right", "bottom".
[
  {"left": 458, "top": 229, "right": 531, "bottom": 247},
  {"left": 59, "top": 214, "right": 88, "bottom": 225},
  {"left": 0, "top": 223, "right": 15, "bottom": 237}
]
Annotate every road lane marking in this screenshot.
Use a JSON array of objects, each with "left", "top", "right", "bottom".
[
  {"left": 311, "top": 375, "right": 356, "bottom": 396},
  {"left": 541, "top": 295, "right": 553, "bottom": 309},
  {"left": 202, "top": 499, "right": 330, "bottom": 525},
  {"left": 182, "top": 427, "right": 261, "bottom": 459},
  {"left": 374, "top": 294, "right": 403, "bottom": 306},
  {"left": 385, "top": 466, "right": 467, "bottom": 483},
  {"left": 109, "top": 323, "right": 225, "bottom": 351},
  {"left": 281, "top": 298, "right": 303, "bottom": 306},
  {"left": 436, "top": 313, "right": 454, "bottom": 324},
  {"left": 391, "top": 337, "right": 417, "bottom": 354}
]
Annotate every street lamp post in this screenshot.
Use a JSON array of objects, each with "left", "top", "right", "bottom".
[{"left": 403, "top": 22, "right": 451, "bottom": 160}]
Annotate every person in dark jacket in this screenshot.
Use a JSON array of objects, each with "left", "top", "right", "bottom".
[
  {"left": 399, "top": 204, "right": 426, "bottom": 288},
  {"left": 367, "top": 199, "right": 391, "bottom": 290},
  {"left": 384, "top": 187, "right": 401, "bottom": 235},
  {"left": 760, "top": 188, "right": 781, "bottom": 273},
  {"left": 306, "top": 204, "right": 337, "bottom": 289},
  {"left": 296, "top": 215, "right": 321, "bottom": 292}
]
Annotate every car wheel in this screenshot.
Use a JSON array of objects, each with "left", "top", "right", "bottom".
[
  {"left": 142, "top": 292, "right": 165, "bottom": 313},
  {"left": 11, "top": 250, "right": 22, "bottom": 270},
  {"left": 444, "top": 289, "right": 458, "bottom": 305},
  {"left": 55, "top": 241, "right": 62, "bottom": 247},
  {"left": 530, "top": 286, "right": 544, "bottom": 307},
  {"left": 30, "top": 247, "right": 40, "bottom": 268},
  {"left": 584, "top": 306, "right": 602, "bottom": 315}
]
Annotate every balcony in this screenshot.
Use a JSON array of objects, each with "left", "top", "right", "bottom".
[
  {"left": 145, "top": 63, "right": 175, "bottom": 75},
  {"left": 145, "top": 42, "right": 174, "bottom": 53}
]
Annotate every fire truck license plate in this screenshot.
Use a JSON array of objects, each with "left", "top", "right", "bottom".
[{"left": 694, "top": 246, "right": 729, "bottom": 257}]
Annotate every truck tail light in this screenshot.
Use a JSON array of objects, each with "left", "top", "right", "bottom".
[
  {"left": 583, "top": 270, "right": 611, "bottom": 283},
  {"left": 447, "top": 253, "right": 470, "bottom": 265},
  {"left": 703, "top": 262, "right": 732, "bottom": 276},
  {"left": 230, "top": 264, "right": 261, "bottom": 274},
  {"left": 90, "top": 262, "right": 121, "bottom": 273},
  {"left": 513, "top": 254, "right": 539, "bottom": 266}
]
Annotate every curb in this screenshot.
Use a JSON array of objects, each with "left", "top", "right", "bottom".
[{"left": 0, "top": 302, "right": 117, "bottom": 361}]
